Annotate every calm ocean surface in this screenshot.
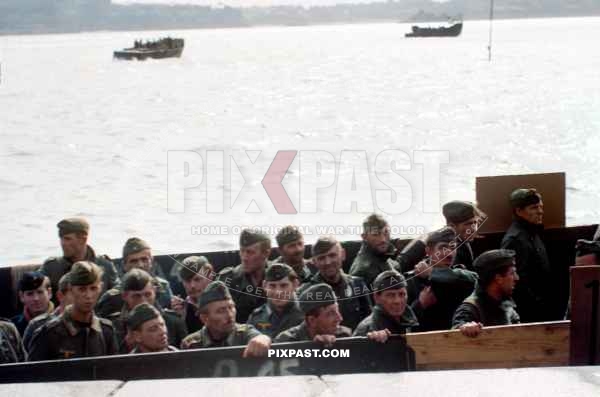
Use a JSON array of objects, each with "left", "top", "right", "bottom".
[{"left": 1, "top": 17, "right": 599, "bottom": 265}]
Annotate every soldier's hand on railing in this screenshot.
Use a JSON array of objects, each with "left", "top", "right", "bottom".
[
  {"left": 459, "top": 321, "right": 483, "bottom": 337},
  {"left": 367, "top": 329, "right": 391, "bottom": 344},
  {"left": 313, "top": 334, "right": 336, "bottom": 347},
  {"left": 243, "top": 334, "right": 272, "bottom": 358},
  {"left": 418, "top": 286, "right": 437, "bottom": 308}
]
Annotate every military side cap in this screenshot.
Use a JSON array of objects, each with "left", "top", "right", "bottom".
[
  {"left": 69, "top": 261, "right": 103, "bottom": 286},
  {"left": 311, "top": 236, "right": 338, "bottom": 257},
  {"left": 57, "top": 217, "right": 89, "bottom": 237},
  {"left": 122, "top": 268, "right": 153, "bottom": 291},
  {"left": 372, "top": 270, "right": 407, "bottom": 292},
  {"left": 123, "top": 237, "right": 151, "bottom": 260},
  {"left": 575, "top": 239, "right": 600, "bottom": 257},
  {"left": 18, "top": 271, "right": 46, "bottom": 292},
  {"left": 126, "top": 303, "right": 161, "bottom": 331},
  {"left": 510, "top": 188, "right": 541, "bottom": 209},
  {"left": 298, "top": 283, "right": 337, "bottom": 314},
  {"left": 427, "top": 226, "right": 456, "bottom": 246},
  {"left": 473, "top": 249, "right": 516, "bottom": 279},
  {"left": 276, "top": 225, "right": 303, "bottom": 247},
  {"left": 265, "top": 263, "right": 297, "bottom": 282},
  {"left": 240, "top": 229, "right": 271, "bottom": 248},
  {"left": 178, "top": 255, "right": 211, "bottom": 281},
  {"left": 197, "top": 281, "right": 232, "bottom": 309},
  {"left": 442, "top": 201, "right": 478, "bottom": 224}
]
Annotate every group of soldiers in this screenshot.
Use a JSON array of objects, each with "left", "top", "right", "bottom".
[{"left": 1, "top": 187, "right": 599, "bottom": 364}]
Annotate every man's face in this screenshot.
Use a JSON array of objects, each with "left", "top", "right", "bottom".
[
  {"left": 374, "top": 287, "right": 408, "bottom": 318},
  {"left": 264, "top": 278, "right": 297, "bottom": 310},
  {"left": 362, "top": 226, "right": 391, "bottom": 254},
  {"left": 60, "top": 233, "right": 87, "bottom": 259},
  {"left": 280, "top": 239, "right": 305, "bottom": 266},
  {"left": 123, "top": 282, "right": 156, "bottom": 309},
  {"left": 200, "top": 299, "right": 236, "bottom": 337},
  {"left": 240, "top": 243, "right": 270, "bottom": 274},
  {"left": 516, "top": 201, "right": 544, "bottom": 225},
  {"left": 575, "top": 254, "right": 598, "bottom": 267},
  {"left": 452, "top": 217, "right": 478, "bottom": 241},
  {"left": 71, "top": 281, "right": 102, "bottom": 314},
  {"left": 496, "top": 265, "right": 519, "bottom": 298},
  {"left": 19, "top": 280, "right": 52, "bottom": 317},
  {"left": 134, "top": 316, "right": 168, "bottom": 352},
  {"left": 58, "top": 288, "right": 74, "bottom": 308},
  {"left": 182, "top": 270, "right": 213, "bottom": 301},
  {"left": 124, "top": 249, "right": 153, "bottom": 273},
  {"left": 427, "top": 241, "right": 456, "bottom": 267},
  {"left": 314, "top": 244, "right": 344, "bottom": 283},
  {"left": 308, "top": 303, "right": 343, "bottom": 336}
]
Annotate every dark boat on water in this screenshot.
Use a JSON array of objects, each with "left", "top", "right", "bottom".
[
  {"left": 113, "top": 37, "right": 184, "bottom": 60},
  {"left": 405, "top": 22, "right": 463, "bottom": 38}
]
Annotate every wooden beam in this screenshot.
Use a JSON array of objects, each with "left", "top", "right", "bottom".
[{"left": 405, "top": 321, "right": 570, "bottom": 370}]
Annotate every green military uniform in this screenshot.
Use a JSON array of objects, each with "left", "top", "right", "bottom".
[
  {"left": 349, "top": 242, "right": 401, "bottom": 289},
  {"left": 247, "top": 302, "right": 304, "bottom": 339},
  {"left": 452, "top": 289, "right": 520, "bottom": 328},
  {"left": 181, "top": 323, "right": 261, "bottom": 349},
  {"left": 22, "top": 309, "right": 60, "bottom": 352},
  {"left": 274, "top": 321, "right": 351, "bottom": 342},
  {"left": 41, "top": 245, "right": 119, "bottom": 299},
  {"left": 28, "top": 305, "right": 117, "bottom": 361},
  {"left": 107, "top": 305, "right": 187, "bottom": 353},
  {"left": 217, "top": 263, "right": 268, "bottom": 323},
  {"left": 1, "top": 319, "right": 26, "bottom": 363},
  {"left": 95, "top": 275, "right": 173, "bottom": 318},
  {"left": 272, "top": 256, "right": 313, "bottom": 283}
]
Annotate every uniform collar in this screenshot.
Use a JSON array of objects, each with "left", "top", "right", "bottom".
[{"left": 62, "top": 305, "right": 102, "bottom": 336}]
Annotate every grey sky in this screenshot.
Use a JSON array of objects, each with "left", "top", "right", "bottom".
[{"left": 115, "top": 0, "right": 447, "bottom": 7}]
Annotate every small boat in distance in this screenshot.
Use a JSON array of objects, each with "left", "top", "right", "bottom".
[
  {"left": 405, "top": 22, "right": 463, "bottom": 38},
  {"left": 113, "top": 37, "right": 184, "bottom": 60}
]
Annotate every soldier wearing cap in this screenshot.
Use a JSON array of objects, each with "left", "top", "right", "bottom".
[
  {"left": 180, "top": 281, "right": 271, "bottom": 357},
  {"left": 105, "top": 269, "right": 187, "bottom": 353},
  {"left": 273, "top": 225, "right": 315, "bottom": 282},
  {"left": 171, "top": 256, "right": 215, "bottom": 333},
  {"left": 452, "top": 249, "right": 520, "bottom": 337},
  {"left": 247, "top": 264, "right": 304, "bottom": 338},
  {"left": 564, "top": 239, "right": 600, "bottom": 319},
  {"left": 274, "top": 283, "right": 352, "bottom": 344},
  {"left": 23, "top": 274, "right": 73, "bottom": 351},
  {"left": 28, "top": 261, "right": 118, "bottom": 361},
  {"left": 501, "top": 188, "right": 553, "bottom": 322},
  {"left": 127, "top": 303, "right": 178, "bottom": 354},
  {"left": 41, "top": 217, "right": 119, "bottom": 301},
  {"left": 442, "top": 201, "right": 486, "bottom": 270},
  {"left": 349, "top": 214, "right": 402, "bottom": 289},
  {"left": 217, "top": 229, "right": 272, "bottom": 323},
  {"left": 354, "top": 271, "right": 418, "bottom": 340},
  {"left": 11, "top": 271, "right": 54, "bottom": 335},
  {"left": 408, "top": 227, "right": 478, "bottom": 331},
  {"left": 0, "top": 320, "right": 25, "bottom": 364},
  {"left": 96, "top": 237, "right": 173, "bottom": 317}
]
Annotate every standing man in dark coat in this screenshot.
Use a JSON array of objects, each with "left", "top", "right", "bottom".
[
  {"left": 41, "top": 217, "right": 120, "bottom": 301},
  {"left": 442, "top": 200, "right": 485, "bottom": 271},
  {"left": 452, "top": 249, "right": 520, "bottom": 336},
  {"left": 501, "top": 188, "right": 553, "bottom": 322}
]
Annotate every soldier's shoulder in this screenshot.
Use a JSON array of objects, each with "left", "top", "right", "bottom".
[
  {"left": 181, "top": 330, "right": 203, "bottom": 349},
  {"left": 162, "top": 308, "right": 183, "bottom": 322},
  {"left": 0, "top": 319, "right": 18, "bottom": 333},
  {"left": 41, "top": 256, "right": 65, "bottom": 269},
  {"left": 42, "top": 315, "right": 65, "bottom": 334},
  {"left": 234, "top": 323, "right": 254, "bottom": 333},
  {"left": 337, "top": 325, "right": 353, "bottom": 338},
  {"left": 98, "top": 317, "right": 115, "bottom": 329}
]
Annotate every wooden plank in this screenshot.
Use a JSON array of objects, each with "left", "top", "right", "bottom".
[
  {"left": 570, "top": 266, "right": 600, "bottom": 365},
  {"left": 475, "top": 172, "right": 565, "bottom": 233},
  {"left": 405, "top": 321, "right": 570, "bottom": 370}
]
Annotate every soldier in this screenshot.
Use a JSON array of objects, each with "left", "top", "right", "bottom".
[
  {"left": 273, "top": 225, "right": 315, "bottom": 282},
  {"left": 40, "top": 217, "right": 119, "bottom": 301},
  {"left": 298, "top": 236, "right": 372, "bottom": 331},
  {"left": 349, "top": 214, "right": 401, "bottom": 289},
  {"left": 127, "top": 303, "right": 178, "bottom": 353},
  {"left": 180, "top": 281, "right": 271, "bottom": 357},
  {"left": 106, "top": 269, "right": 187, "bottom": 353},
  {"left": 452, "top": 249, "right": 520, "bottom": 337},
  {"left": 217, "top": 229, "right": 271, "bottom": 323},
  {"left": 353, "top": 270, "right": 418, "bottom": 339},
  {"left": 442, "top": 200, "right": 485, "bottom": 270},
  {"left": 171, "top": 256, "right": 215, "bottom": 333},
  {"left": 408, "top": 227, "right": 478, "bottom": 331},
  {"left": 11, "top": 271, "right": 54, "bottom": 335},
  {"left": 274, "top": 283, "right": 352, "bottom": 345},
  {"left": 28, "top": 261, "right": 118, "bottom": 361},
  {"left": 564, "top": 239, "right": 600, "bottom": 319},
  {"left": 96, "top": 237, "right": 173, "bottom": 317},
  {"left": 501, "top": 188, "right": 553, "bottom": 322},
  {"left": 0, "top": 320, "right": 25, "bottom": 363},
  {"left": 23, "top": 274, "right": 73, "bottom": 351},
  {"left": 247, "top": 264, "right": 304, "bottom": 338}
]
